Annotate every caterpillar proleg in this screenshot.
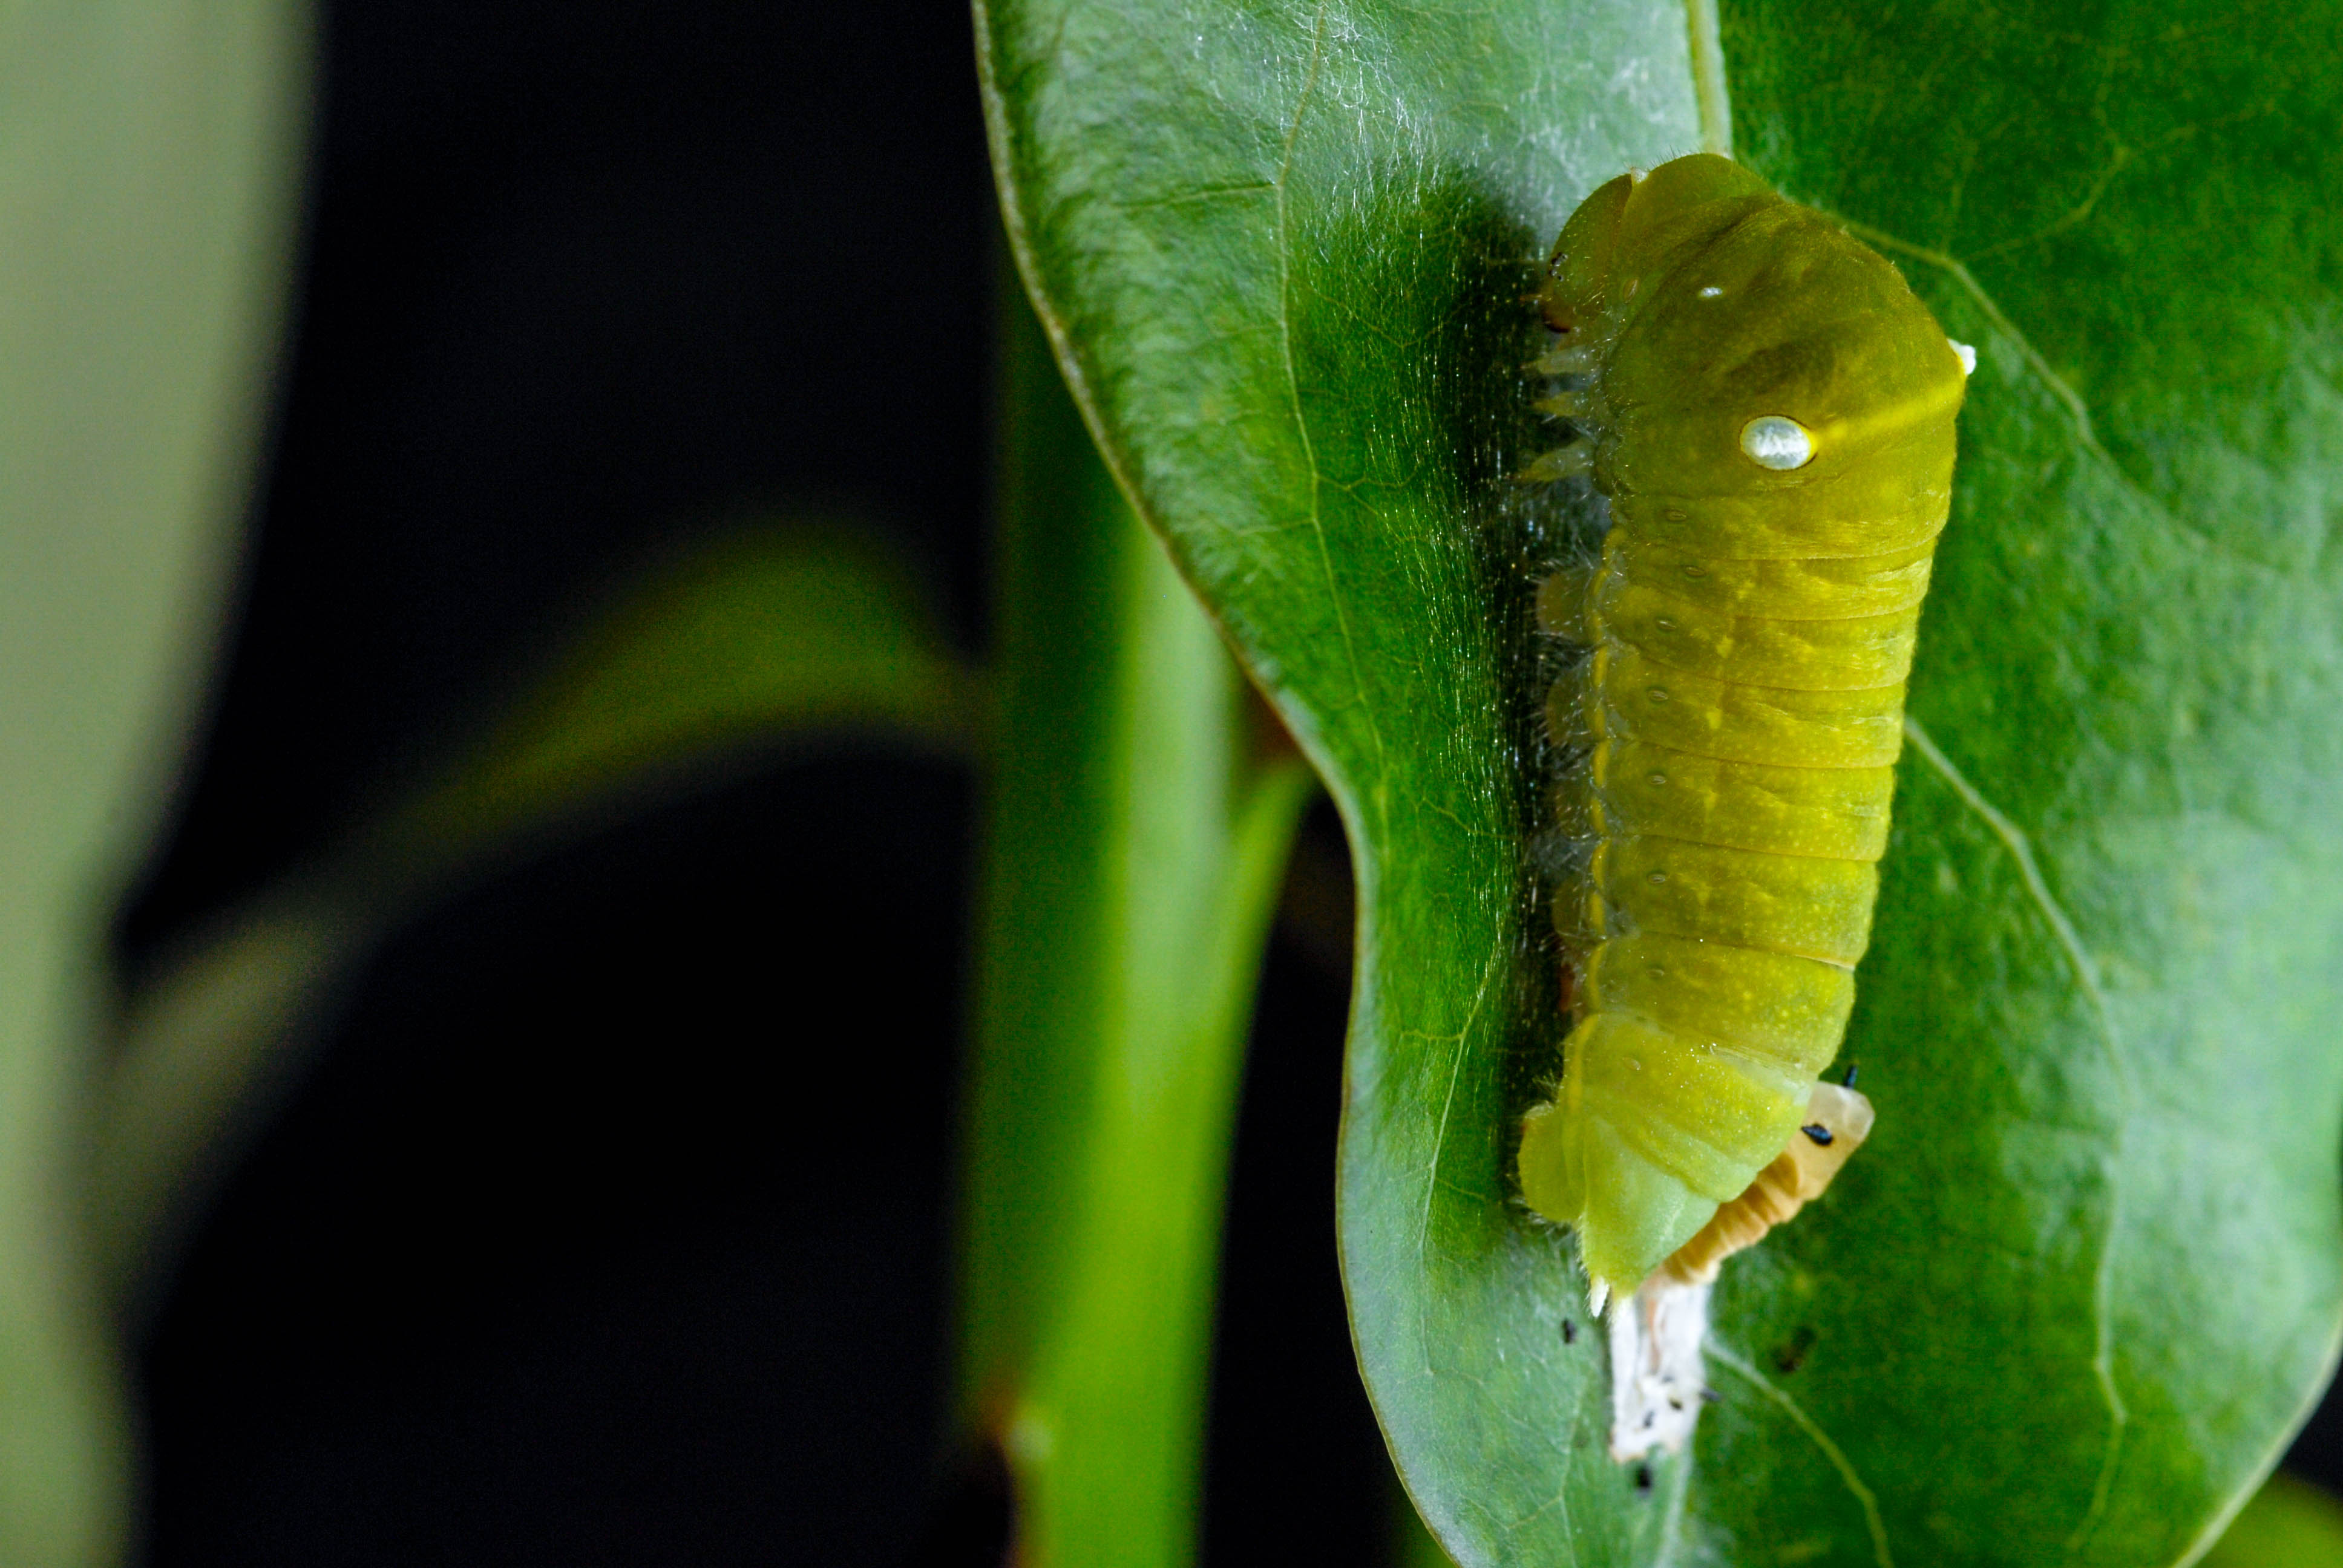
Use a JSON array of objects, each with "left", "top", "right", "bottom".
[{"left": 1515, "top": 154, "right": 1969, "bottom": 1312}]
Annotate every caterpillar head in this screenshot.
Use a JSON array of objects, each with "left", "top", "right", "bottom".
[
  {"left": 1539, "top": 154, "right": 1773, "bottom": 344},
  {"left": 1541, "top": 155, "right": 1967, "bottom": 538}
]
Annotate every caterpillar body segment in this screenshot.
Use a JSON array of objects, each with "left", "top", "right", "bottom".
[
  {"left": 1653, "top": 1082, "right": 1878, "bottom": 1289},
  {"left": 1514, "top": 155, "right": 1969, "bottom": 1302},
  {"left": 1603, "top": 1082, "right": 1878, "bottom": 1462}
]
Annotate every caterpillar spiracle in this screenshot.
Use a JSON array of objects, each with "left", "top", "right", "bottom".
[{"left": 1514, "top": 154, "right": 1971, "bottom": 1312}]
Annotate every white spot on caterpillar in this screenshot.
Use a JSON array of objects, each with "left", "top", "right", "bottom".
[
  {"left": 1950, "top": 338, "right": 1978, "bottom": 376},
  {"left": 1740, "top": 415, "right": 1814, "bottom": 470},
  {"left": 1697, "top": 285, "right": 1723, "bottom": 298}
]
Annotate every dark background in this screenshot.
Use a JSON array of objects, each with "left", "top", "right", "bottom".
[
  {"left": 122, "top": 1, "right": 1391, "bottom": 1563},
  {"left": 116, "top": 0, "right": 2343, "bottom": 1563}
]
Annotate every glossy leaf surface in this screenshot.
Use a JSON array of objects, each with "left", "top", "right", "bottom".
[{"left": 977, "top": 0, "right": 2343, "bottom": 1560}]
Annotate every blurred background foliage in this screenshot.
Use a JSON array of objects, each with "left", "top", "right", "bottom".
[
  {"left": 4, "top": 0, "right": 2341, "bottom": 1564},
  {"left": 96, "top": 2, "right": 1403, "bottom": 1563}
]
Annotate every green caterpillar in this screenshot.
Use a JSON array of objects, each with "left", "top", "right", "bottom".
[{"left": 1515, "top": 154, "right": 1970, "bottom": 1305}]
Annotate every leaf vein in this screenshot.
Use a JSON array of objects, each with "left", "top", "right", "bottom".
[
  {"left": 1415, "top": 945, "right": 1503, "bottom": 1366},
  {"left": 1899, "top": 717, "right": 2125, "bottom": 1069},
  {"left": 2066, "top": 1166, "right": 2129, "bottom": 1560},
  {"left": 1103, "top": 181, "right": 1277, "bottom": 214},
  {"left": 1709, "top": 1344, "right": 1894, "bottom": 1568},
  {"left": 1835, "top": 218, "right": 2275, "bottom": 577},
  {"left": 1901, "top": 715, "right": 2134, "bottom": 1546}
]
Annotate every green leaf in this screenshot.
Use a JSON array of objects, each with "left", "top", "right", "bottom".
[
  {"left": 387, "top": 523, "right": 975, "bottom": 866},
  {"left": 955, "top": 269, "right": 1314, "bottom": 1568},
  {"left": 978, "top": 0, "right": 2343, "bottom": 1561},
  {"left": 0, "top": 1, "right": 309, "bottom": 1561},
  {"left": 93, "top": 523, "right": 972, "bottom": 1313}
]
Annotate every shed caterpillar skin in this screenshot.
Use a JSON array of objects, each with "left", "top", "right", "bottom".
[{"left": 1515, "top": 154, "right": 1968, "bottom": 1305}]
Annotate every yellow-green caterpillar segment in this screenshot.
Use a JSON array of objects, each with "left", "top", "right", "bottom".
[{"left": 1515, "top": 155, "right": 1969, "bottom": 1303}]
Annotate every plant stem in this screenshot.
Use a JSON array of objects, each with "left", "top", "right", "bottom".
[{"left": 958, "top": 264, "right": 1311, "bottom": 1567}]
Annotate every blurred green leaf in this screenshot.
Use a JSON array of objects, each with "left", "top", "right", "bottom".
[
  {"left": 0, "top": 1, "right": 310, "bottom": 1561},
  {"left": 978, "top": 0, "right": 2343, "bottom": 1561},
  {"left": 954, "top": 272, "right": 1313, "bottom": 1568},
  {"left": 94, "top": 523, "right": 972, "bottom": 1313},
  {"left": 396, "top": 524, "right": 974, "bottom": 860},
  {"left": 2204, "top": 1474, "right": 2343, "bottom": 1568}
]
